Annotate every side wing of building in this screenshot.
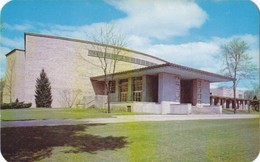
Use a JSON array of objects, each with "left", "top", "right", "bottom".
[{"left": 3, "top": 49, "right": 25, "bottom": 103}]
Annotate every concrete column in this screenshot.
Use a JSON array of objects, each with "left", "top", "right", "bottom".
[
  {"left": 212, "top": 98, "right": 214, "bottom": 106},
  {"left": 242, "top": 100, "right": 245, "bottom": 110},
  {"left": 222, "top": 99, "right": 226, "bottom": 108},
  {"left": 192, "top": 79, "right": 198, "bottom": 106},
  {"left": 127, "top": 77, "right": 132, "bottom": 101},
  {"left": 223, "top": 101, "right": 226, "bottom": 109},
  {"left": 142, "top": 75, "right": 147, "bottom": 102},
  {"left": 114, "top": 80, "right": 119, "bottom": 102}
]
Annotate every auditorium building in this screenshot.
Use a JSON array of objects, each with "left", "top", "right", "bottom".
[{"left": 3, "top": 33, "right": 233, "bottom": 114}]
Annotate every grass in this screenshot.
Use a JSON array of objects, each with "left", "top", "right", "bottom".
[
  {"left": 0, "top": 108, "right": 141, "bottom": 121},
  {"left": 1, "top": 118, "right": 259, "bottom": 162},
  {"left": 1, "top": 108, "right": 110, "bottom": 121},
  {"left": 222, "top": 108, "right": 259, "bottom": 114}
]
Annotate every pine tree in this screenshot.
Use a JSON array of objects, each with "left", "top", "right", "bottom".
[{"left": 35, "top": 69, "right": 53, "bottom": 108}]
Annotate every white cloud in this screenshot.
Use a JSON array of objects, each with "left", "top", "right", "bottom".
[
  {"left": 4, "top": 23, "right": 34, "bottom": 31},
  {"left": 107, "top": 0, "right": 207, "bottom": 39},
  {"left": 0, "top": 46, "right": 10, "bottom": 77},
  {"left": 4, "top": 0, "right": 207, "bottom": 41},
  {"left": 127, "top": 34, "right": 259, "bottom": 75},
  {"left": 0, "top": 36, "right": 24, "bottom": 49},
  {"left": 0, "top": 0, "right": 10, "bottom": 12}
]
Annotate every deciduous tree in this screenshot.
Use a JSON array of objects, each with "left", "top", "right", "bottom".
[
  {"left": 78, "top": 25, "right": 127, "bottom": 113},
  {"left": 4, "top": 57, "right": 16, "bottom": 103},
  {"left": 220, "top": 38, "right": 257, "bottom": 113}
]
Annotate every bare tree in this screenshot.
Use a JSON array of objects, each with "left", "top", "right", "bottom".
[
  {"left": 78, "top": 25, "right": 127, "bottom": 113},
  {"left": 4, "top": 57, "right": 16, "bottom": 103},
  {"left": 58, "top": 89, "right": 82, "bottom": 108},
  {"left": 220, "top": 38, "right": 257, "bottom": 113},
  {"left": 0, "top": 76, "right": 5, "bottom": 103}
]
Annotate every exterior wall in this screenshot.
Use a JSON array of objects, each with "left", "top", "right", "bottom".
[
  {"left": 191, "top": 79, "right": 210, "bottom": 106},
  {"left": 3, "top": 50, "right": 25, "bottom": 103},
  {"left": 200, "top": 80, "right": 210, "bottom": 104},
  {"left": 158, "top": 73, "right": 180, "bottom": 103},
  {"left": 142, "top": 75, "right": 158, "bottom": 102},
  {"left": 16, "top": 34, "right": 165, "bottom": 107}
]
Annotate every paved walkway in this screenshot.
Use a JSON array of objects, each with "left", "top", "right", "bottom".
[{"left": 1, "top": 114, "right": 259, "bottom": 128}]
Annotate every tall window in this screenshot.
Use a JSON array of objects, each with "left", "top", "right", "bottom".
[
  {"left": 133, "top": 77, "right": 142, "bottom": 101},
  {"left": 119, "top": 79, "right": 128, "bottom": 102}
]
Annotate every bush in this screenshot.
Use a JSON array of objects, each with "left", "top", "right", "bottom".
[{"left": 0, "top": 102, "right": 32, "bottom": 109}]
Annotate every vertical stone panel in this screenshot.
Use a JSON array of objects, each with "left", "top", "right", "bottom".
[
  {"left": 142, "top": 75, "right": 158, "bottom": 102},
  {"left": 127, "top": 77, "right": 133, "bottom": 101},
  {"left": 158, "top": 73, "right": 179, "bottom": 103}
]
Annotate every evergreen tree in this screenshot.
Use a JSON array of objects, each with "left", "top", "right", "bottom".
[{"left": 35, "top": 69, "right": 53, "bottom": 107}]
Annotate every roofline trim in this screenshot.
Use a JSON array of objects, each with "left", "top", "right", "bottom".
[
  {"left": 91, "top": 63, "right": 234, "bottom": 81},
  {"left": 25, "top": 32, "right": 168, "bottom": 63},
  {"left": 5, "top": 49, "right": 25, "bottom": 57}
]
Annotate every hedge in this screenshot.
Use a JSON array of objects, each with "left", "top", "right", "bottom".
[{"left": 1, "top": 102, "right": 32, "bottom": 109}]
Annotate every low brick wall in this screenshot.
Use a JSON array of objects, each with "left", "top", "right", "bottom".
[
  {"left": 110, "top": 102, "right": 161, "bottom": 114},
  {"left": 192, "top": 105, "right": 222, "bottom": 114},
  {"left": 169, "top": 104, "right": 192, "bottom": 115}
]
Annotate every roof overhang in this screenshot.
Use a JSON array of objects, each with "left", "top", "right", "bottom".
[{"left": 91, "top": 63, "right": 234, "bottom": 83}]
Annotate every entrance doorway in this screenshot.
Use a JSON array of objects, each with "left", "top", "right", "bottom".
[{"left": 180, "top": 80, "right": 193, "bottom": 105}]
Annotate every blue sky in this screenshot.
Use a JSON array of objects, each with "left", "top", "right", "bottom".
[{"left": 0, "top": 0, "right": 259, "bottom": 89}]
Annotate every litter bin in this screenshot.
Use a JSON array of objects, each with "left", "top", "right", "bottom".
[{"left": 127, "top": 105, "right": 131, "bottom": 112}]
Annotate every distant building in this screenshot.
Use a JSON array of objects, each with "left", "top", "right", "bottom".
[{"left": 210, "top": 87, "right": 245, "bottom": 99}]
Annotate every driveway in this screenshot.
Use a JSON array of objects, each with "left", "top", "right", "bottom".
[{"left": 1, "top": 114, "right": 259, "bottom": 128}]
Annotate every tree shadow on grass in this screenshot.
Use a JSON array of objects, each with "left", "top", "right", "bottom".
[{"left": 1, "top": 124, "right": 128, "bottom": 162}]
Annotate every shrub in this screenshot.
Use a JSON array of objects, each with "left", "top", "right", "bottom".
[{"left": 0, "top": 102, "right": 32, "bottom": 109}]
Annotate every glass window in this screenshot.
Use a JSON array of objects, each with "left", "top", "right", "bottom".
[
  {"left": 119, "top": 79, "right": 128, "bottom": 102},
  {"left": 133, "top": 77, "right": 142, "bottom": 101}
]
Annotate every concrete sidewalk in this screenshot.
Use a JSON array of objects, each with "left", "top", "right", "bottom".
[{"left": 1, "top": 114, "right": 259, "bottom": 128}]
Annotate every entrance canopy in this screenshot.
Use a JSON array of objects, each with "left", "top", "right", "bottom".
[{"left": 91, "top": 63, "right": 233, "bottom": 83}]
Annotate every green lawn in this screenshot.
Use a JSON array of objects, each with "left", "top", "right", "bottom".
[
  {"left": 1, "top": 118, "right": 259, "bottom": 162},
  {"left": 222, "top": 108, "right": 259, "bottom": 114},
  {"left": 1, "top": 108, "right": 140, "bottom": 121}
]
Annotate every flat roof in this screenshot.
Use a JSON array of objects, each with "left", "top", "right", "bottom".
[
  {"left": 5, "top": 49, "right": 24, "bottom": 57},
  {"left": 91, "top": 63, "right": 234, "bottom": 83},
  {"left": 25, "top": 32, "right": 168, "bottom": 63}
]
